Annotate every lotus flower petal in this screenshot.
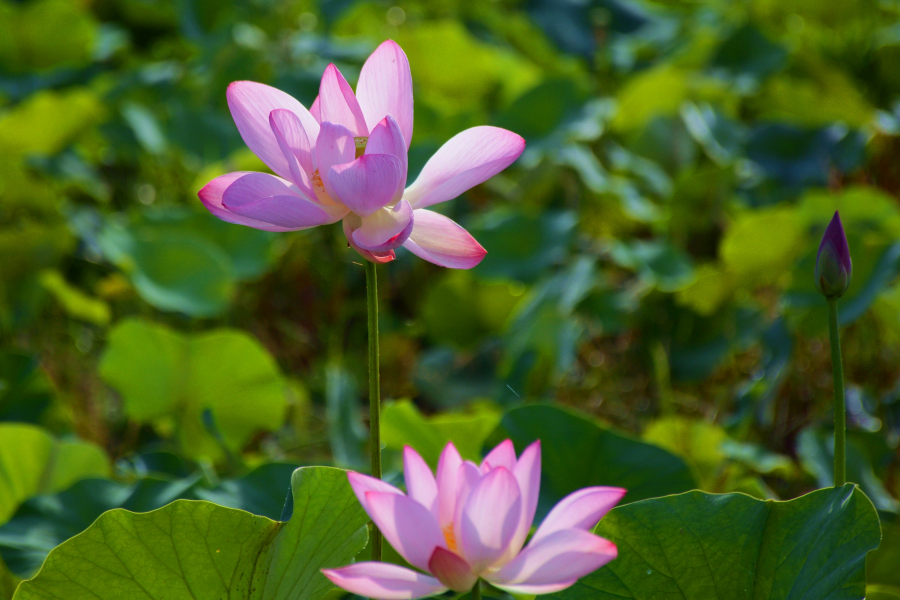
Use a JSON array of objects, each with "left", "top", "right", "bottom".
[
  {"left": 356, "top": 40, "right": 414, "bottom": 149},
  {"left": 226, "top": 81, "right": 319, "bottom": 181},
  {"left": 402, "top": 210, "right": 487, "bottom": 269},
  {"left": 203, "top": 172, "right": 340, "bottom": 231},
  {"left": 347, "top": 471, "right": 404, "bottom": 516},
  {"left": 458, "top": 467, "right": 522, "bottom": 573},
  {"left": 365, "top": 491, "right": 447, "bottom": 572},
  {"left": 318, "top": 63, "right": 368, "bottom": 137},
  {"left": 269, "top": 108, "right": 314, "bottom": 196},
  {"left": 489, "top": 528, "right": 617, "bottom": 591},
  {"left": 329, "top": 154, "right": 403, "bottom": 217},
  {"left": 404, "top": 446, "right": 438, "bottom": 515},
  {"left": 530, "top": 486, "right": 627, "bottom": 545},
  {"left": 481, "top": 439, "right": 517, "bottom": 472},
  {"left": 200, "top": 172, "right": 294, "bottom": 232},
  {"left": 315, "top": 121, "right": 356, "bottom": 195},
  {"left": 428, "top": 547, "right": 477, "bottom": 592},
  {"left": 322, "top": 562, "right": 446, "bottom": 600},
  {"left": 404, "top": 126, "right": 525, "bottom": 209},
  {"left": 342, "top": 214, "right": 397, "bottom": 264},
  {"left": 507, "top": 440, "right": 541, "bottom": 559},
  {"left": 436, "top": 442, "right": 464, "bottom": 530},
  {"left": 352, "top": 200, "right": 414, "bottom": 252},
  {"left": 366, "top": 114, "right": 408, "bottom": 202}
]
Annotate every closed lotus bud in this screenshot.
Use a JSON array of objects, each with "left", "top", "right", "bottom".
[{"left": 815, "top": 211, "right": 852, "bottom": 298}]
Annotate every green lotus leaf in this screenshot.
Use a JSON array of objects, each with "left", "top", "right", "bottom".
[
  {"left": 549, "top": 484, "right": 880, "bottom": 600},
  {"left": 14, "top": 466, "right": 368, "bottom": 600}
]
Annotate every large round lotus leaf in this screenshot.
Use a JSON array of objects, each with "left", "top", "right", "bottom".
[
  {"left": 14, "top": 467, "right": 368, "bottom": 600},
  {"left": 548, "top": 484, "right": 880, "bottom": 600},
  {"left": 99, "top": 319, "right": 289, "bottom": 461}
]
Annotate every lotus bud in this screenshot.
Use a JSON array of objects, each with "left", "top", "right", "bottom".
[{"left": 815, "top": 211, "right": 852, "bottom": 299}]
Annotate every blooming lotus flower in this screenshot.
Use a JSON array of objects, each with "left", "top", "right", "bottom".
[
  {"left": 322, "top": 440, "right": 624, "bottom": 598},
  {"left": 198, "top": 40, "right": 525, "bottom": 267},
  {"left": 815, "top": 210, "right": 852, "bottom": 298}
]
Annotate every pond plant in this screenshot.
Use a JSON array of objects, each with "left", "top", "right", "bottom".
[{"left": 0, "top": 2, "right": 896, "bottom": 599}]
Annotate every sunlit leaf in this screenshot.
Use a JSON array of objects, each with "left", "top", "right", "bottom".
[
  {"left": 382, "top": 399, "right": 501, "bottom": 468},
  {"left": 37, "top": 270, "right": 109, "bottom": 326},
  {"left": 99, "top": 319, "right": 288, "bottom": 461}
]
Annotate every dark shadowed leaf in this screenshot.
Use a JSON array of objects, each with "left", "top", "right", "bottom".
[
  {"left": 549, "top": 485, "right": 879, "bottom": 600},
  {"left": 487, "top": 404, "right": 697, "bottom": 519}
]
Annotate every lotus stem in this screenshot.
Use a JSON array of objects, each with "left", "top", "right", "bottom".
[
  {"left": 827, "top": 298, "right": 846, "bottom": 487},
  {"left": 471, "top": 580, "right": 482, "bottom": 600},
  {"left": 365, "top": 260, "right": 383, "bottom": 561}
]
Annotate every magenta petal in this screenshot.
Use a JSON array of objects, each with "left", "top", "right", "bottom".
[
  {"left": 436, "top": 442, "right": 464, "bottom": 530},
  {"left": 458, "top": 467, "right": 522, "bottom": 574},
  {"left": 403, "top": 126, "right": 525, "bottom": 209},
  {"left": 318, "top": 63, "right": 368, "bottom": 137},
  {"left": 489, "top": 529, "right": 617, "bottom": 588},
  {"left": 200, "top": 172, "right": 327, "bottom": 232},
  {"left": 226, "top": 81, "right": 319, "bottom": 181},
  {"left": 366, "top": 115, "right": 408, "bottom": 201},
  {"left": 402, "top": 209, "right": 487, "bottom": 269},
  {"left": 404, "top": 446, "right": 439, "bottom": 515},
  {"left": 269, "top": 109, "right": 314, "bottom": 194},
  {"left": 220, "top": 172, "right": 338, "bottom": 229},
  {"left": 225, "top": 195, "right": 333, "bottom": 229},
  {"left": 481, "top": 439, "right": 517, "bottom": 473},
  {"left": 309, "top": 95, "right": 320, "bottom": 121},
  {"left": 328, "top": 154, "right": 403, "bottom": 217},
  {"left": 506, "top": 440, "right": 541, "bottom": 560},
  {"left": 347, "top": 471, "right": 404, "bottom": 518},
  {"left": 531, "top": 486, "right": 626, "bottom": 545},
  {"left": 428, "top": 547, "right": 477, "bottom": 592},
  {"left": 452, "top": 461, "right": 483, "bottom": 534},
  {"left": 200, "top": 171, "right": 293, "bottom": 232},
  {"left": 356, "top": 40, "right": 414, "bottom": 149},
  {"left": 366, "top": 491, "right": 447, "bottom": 572},
  {"left": 315, "top": 121, "right": 356, "bottom": 192},
  {"left": 342, "top": 215, "right": 397, "bottom": 264},
  {"left": 352, "top": 200, "right": 414, "bottom": 252},
  {"left": 322, "top": 563, "right": 447, "bottom": 600}
]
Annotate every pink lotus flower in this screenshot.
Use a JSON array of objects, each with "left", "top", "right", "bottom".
[
  {"left": 322, "top": 440, "right": 624, "bottom": 598},
  {"left": 198, "top": 40, "right": 525, "bottom": 267}
]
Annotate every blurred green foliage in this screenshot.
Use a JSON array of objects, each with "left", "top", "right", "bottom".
[{"left": 2, "top": 0, "right": 900, "bottom": 595}]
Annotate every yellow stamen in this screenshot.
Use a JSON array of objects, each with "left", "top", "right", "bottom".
[
  {"left": 442, "top": 524, "right": 458, "bottom": 553},
  {"left": 354, "top": 136, "right": 368, "bottom": 158}
]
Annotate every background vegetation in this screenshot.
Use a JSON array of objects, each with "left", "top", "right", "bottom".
[{"left": 1, "top": 0, "right": 899, "bottom": 596}]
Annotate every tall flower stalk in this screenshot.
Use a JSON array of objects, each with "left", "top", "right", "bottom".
[
  {"left": 815, "top": 211, "right": 852, "bottom": 486},
  {"left": 196, "top": 41, "right": 525, "bottom": 561},
  {"left": 365, "top": 261, "right": 383, "bottom": 559}
]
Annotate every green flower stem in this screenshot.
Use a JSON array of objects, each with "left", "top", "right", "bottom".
[
  {"left": 471, "top": 580, "right": 482, "bottom": 600},
  {"left": 827, "top": 298, "right": 846, "bottom": 487},
  {"left": 365, "top": 260, "right": 383, "bottom": 561}
]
